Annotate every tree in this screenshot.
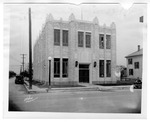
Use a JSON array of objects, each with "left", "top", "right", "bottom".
[
  {"left": 20, "top": 70, "right": 29, "bottom": 77},
  {"left": 9, "top": 71, "right": 16, "bottom": 78}
]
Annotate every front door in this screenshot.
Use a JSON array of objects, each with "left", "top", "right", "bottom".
[{"left": 79, "top": 64, "right": 89, "bottom": 83}]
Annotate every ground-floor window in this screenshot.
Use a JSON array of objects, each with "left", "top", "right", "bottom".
[
  {"left": 106, "top": 60, "right": 111, "bottom": 77},
  {"left": 129, "top": 69, "right": 133, "bottom": 75},
  {"left": 99, "top": 60, "right": 104, "bottom": 77},
  {"left": 54, "top": 58, "right": 60, "bottom": 77},
  {"left": 62, "top": 58, "right": 68, "bottom": 77}
]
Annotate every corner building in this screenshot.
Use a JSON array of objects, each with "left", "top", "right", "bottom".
[{"left": 33, "top": 13, "right": 117, "bottom": 86}]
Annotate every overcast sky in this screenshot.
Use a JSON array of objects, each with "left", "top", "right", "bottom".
[{"left": 5, "top": 3, "right": 146, "bottom": 74}]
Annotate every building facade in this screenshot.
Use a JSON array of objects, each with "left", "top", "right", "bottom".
[
  {"left": 125, "top": 45, "right": 143, "bottom": 79},
  {"left": 33, "top": 13, "right": 117, "bottom": 86}
]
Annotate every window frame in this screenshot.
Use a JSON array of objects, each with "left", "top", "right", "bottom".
[
  {"left": 62, "top": 58, "right": 68, "bottom": 78},
  {"left": 85, "top": 32, "right": 91, "bottom": 48},
  {"left": 54, "top": 58, "right": 60, "bottom": 77},
  {"left": 78, "top": 31, "right": 84, "bottom": 47},
  {"left": 128, "top": 58, "right": 132, "bottom": 65},
  {"left": 106, "top": 34, "right": 111, "bottom": 49},
  {"left": 99, "top": 60, "right": 104, "bottom": 77},
  {"left": 106, "top": 60, "right": 111, "bottom": 77},
  {"left": 54, "top": 29, "right": 60, "bottom": 46},
  {"left": 134, "top": 62, "right": 139, "bottom": 69},
  {"left": 62, "top": 30, "right": 69, "bottom": 46},
  {"left": 129, "top": 69, "right": 133, "bottom": 76},
  {"left": 99, "top": 34, "right": 104, "bottom": 49}
]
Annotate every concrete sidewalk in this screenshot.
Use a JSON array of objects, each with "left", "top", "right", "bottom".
[
  {"left": 24, "top": 81, "right": 132, "bottom": 94},
  {"left": 24, "top": 81, "right": 100, "bottom": 93}
]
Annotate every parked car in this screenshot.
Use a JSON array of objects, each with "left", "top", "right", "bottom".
[
  {"left": 15, "top": 75, "right": 24, "bottom": 84},
  {"left": 134, "top": 78, "right": 142, "bottom": 89}
]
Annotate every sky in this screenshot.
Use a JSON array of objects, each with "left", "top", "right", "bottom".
[{"left": 5, "top": 3, "right": 146, "bottom": 74}]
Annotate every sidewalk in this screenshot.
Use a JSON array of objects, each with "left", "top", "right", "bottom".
[{"left": 24, "top": 81, "right": 131, "bottom": 94}]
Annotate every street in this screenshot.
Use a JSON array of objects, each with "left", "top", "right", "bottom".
[{"left": 9, "top": 78, "right": 141, "bottom": 113}]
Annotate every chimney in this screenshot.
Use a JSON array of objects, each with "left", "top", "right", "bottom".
[{"left": 138, "top": 45, "right": 140, "bottom": 51}]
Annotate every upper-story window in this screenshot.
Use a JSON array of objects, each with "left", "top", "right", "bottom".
[
  {"left": 78, "top": 31, "right": 84, "bottom": 47},
  {"left": 54, "top": 29, "right": 60, "bottom": 46},
  {"left": 106, "top": 35, "right": 111, "bottom": 49},
  {"left": 134, "top": 62, "right": 139, "bottom": 69},
  {"left": 86, "top": 32, "right": 91, "bottom": 48},
  {"left": 99, "top": 34, "right": 104, "bottom": 49},
  {"left": 128, "top": 58, "right": 132, "bottom": 64},
  {"left": 63, "top": 30, "right": 68, "bottom": 46}
]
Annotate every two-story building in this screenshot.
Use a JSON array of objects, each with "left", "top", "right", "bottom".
[
  {"left": 33, "top": 13, "right": 117, "bottom": 86},
  {"left": 125, "top": 45, "right": 143, "bottom": 79}
]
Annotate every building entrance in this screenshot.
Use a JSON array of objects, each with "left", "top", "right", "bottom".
[{"left": 79, "top": 64, "right": 89, "bottom": 83}]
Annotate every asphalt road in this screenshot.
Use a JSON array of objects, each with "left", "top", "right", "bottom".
[{"left": 9, "top": 78, "right": 141, "bottom": 113}]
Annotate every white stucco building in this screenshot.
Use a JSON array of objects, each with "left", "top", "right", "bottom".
[{"left": 33, "top": 13, "right": 117, "bottom": 86}]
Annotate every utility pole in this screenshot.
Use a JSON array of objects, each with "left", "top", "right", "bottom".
[
  {"left": 20, "top": 65, "right": 22, "bottom": 74},
  {"left": 29, "top": 8, "right": 32, "bottom": 89},
  {"left": 20, "top": 54, "right": 26, "bottom": 72}
]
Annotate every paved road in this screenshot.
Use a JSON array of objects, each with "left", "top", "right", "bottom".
[{"left": 9, "top": 78, "right": 141, "bottom": 113}]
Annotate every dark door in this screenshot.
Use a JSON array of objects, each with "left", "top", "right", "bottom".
[{"left": 79, "top": 64, "right": 89, "bottom": 83}]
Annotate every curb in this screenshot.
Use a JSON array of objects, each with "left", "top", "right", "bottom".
[
  {"left": 23, "top": 80, "right": 131, "bottom": 94},
  {"left": 23, "top": 84, "right": 37, "bottom": 94}
]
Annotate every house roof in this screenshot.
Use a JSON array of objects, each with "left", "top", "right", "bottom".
[{"left": 125, "top": 49, "right": 143, "bottom": 58}]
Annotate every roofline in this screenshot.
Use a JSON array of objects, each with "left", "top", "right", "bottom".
[{"left": 125, "top": 54, "right": 143, "bottom": 58}]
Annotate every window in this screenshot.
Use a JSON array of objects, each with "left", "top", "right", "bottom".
[
  {"left": 62, "top": 59, "right": 68, "bottom": 77},
  {"left": 99, "top": 34, "right": 104, "bottom": 49},
  {"left": 106, "top": 35, "right": 111, "bottom": 49},
  {"left": 106, "top": 60, "right": 111, "bottom": 77},
  {"left": 134, "top": 62, "right": 139, "bottom": 69},
  {"left": 78, "top": 31, "right": 84, "bottom": 47},
  {"left": 54, "top": 29, "right": 60, "bottom": 45},
  {"left": 86, "top": 32, "right": 91, "bottom": 48},
  {"left": 99, "top": 60, "right": 104, "bottom": 77},
  {"left": 128, "top": 59, "right": 132, "bottom": 64},
  {"left": 129, "top": 69, "right": 133, "bottom": 75},
  {"left": 63, "top": 30, "right": 68, "bottom": 46},
  {"left": 54, "top": 58, "right": 60, "bottom": 77}
]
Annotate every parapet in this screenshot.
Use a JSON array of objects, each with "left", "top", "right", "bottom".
[{"left": 69, "top": 13, "right": 76, "bottom": 21}]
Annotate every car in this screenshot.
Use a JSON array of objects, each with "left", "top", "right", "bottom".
[
  {"left": 15, "top": 75, "right": 24, "bottom": 84},
  {"left": 133, "top": 78, "right": 142, "bottom": 89}
]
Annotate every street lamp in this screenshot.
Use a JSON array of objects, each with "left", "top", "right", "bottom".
[{"left": 48, "top": 57, "right": 52, "bottom": 89}]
